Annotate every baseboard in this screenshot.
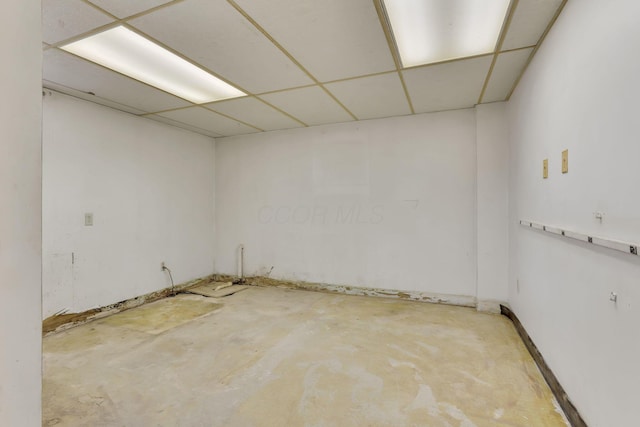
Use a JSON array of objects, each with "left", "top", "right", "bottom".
[
  {"left": 500, "top": 305, "right": 587, "bottom": 427},
  {"left": 476, "top": 299, "right": 503, "bottom": 313},
  {"left": 216, "top": 274, "right": 477, "bottom": 308},
  {"left": 42, "top": 274, "right": 215, "bottom": 335}
]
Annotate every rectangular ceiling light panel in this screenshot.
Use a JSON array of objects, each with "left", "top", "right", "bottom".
[
  {"left": 383, "top": 0, "right": 511, "bottom": 67},
  {"left": 61, "top": 26, "right": 245, "bottom": 104}
]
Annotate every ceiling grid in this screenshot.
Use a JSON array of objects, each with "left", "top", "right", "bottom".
[
  {"left": 42, "top": 0, "right": 567, "bottom": 137},
  {"left": 477, "top": 0, "right": 520, "bottom": 104},
  {"left": 225, "top": 0, "right": 359, "bottom": 121},
  {"left": 506, "top": 0, "right": 569, "bottom": 100},
  {"left": 372, "top": 0, "right": 415, "bottom": 114}
]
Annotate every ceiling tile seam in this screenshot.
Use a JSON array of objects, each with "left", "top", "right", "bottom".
[
  {"left": 373, "top": 0, "right": 415, "bottom": 114},
  {"left": 140, "top": 103, "right": 205, "bottom": 117},
  {"left": 323, "top": 69, "right": 397, "bottom": 86},
  {"left": 199, "top": 105, "right": 264, "bottom": 132},
  {"left": 118, "top": 0, "right": 187, "bottom": 22},
  {"left": 500, "top": 45, "right": 536, "bottom": 54},
  {"left": 204, "top": 98, "right": 306, "bottom": 128},
  {"left": 495, "top": 0, "right": 519, "bottom": 52},
  {"left": 148, "top": 115, "right": 222, "bottom": 137},
  {"left": 82, "top": 0, "right": 186, "bottom": 22},
  {"left": 143, "top": 103, "right": 264, "bottom": 133},
  {"left": 506, "top": 0, "right": 568, "bottom": 100},
  {"left": 141, "top": 95, "right": 309, "bottom": 130},
  {"left": 409, "top": 105, "right": 478, "bottom": 117},
  {"left": 49, "top": 0, "right": 187, "bottom": 48},
  {"left": 477, "top": 54, "right": 500, "bottom": 104},
  {"left": 478, "top": 0, "right": 519, "bottom": 104},
  {"left": 81, "top": 0, "right": 119, "bottom": 20},
  {"left": 397, "top": 71, "right": 415, "bottom": 115},
  {"left": 401, "top": 52, "right": 494, "bottom": 72},
  {"left": 372, "top": 0, "right": 402, "bottom": 70},
  {"left": 250, "top": 96, "right": 309, "bottom": 127},
  {"left": 50, "top": 47, "right": 199, "bottom": 109},
  {"left": 399, "top": 45, "right": 532, "bottom": 73},
  {"left": 48, "top": 21, "right": 122, "bottom": 49},
  {"left": 255, "top": 83, "right": 318, "bottom": 97},
  {"left": 190, "top": 93, "right": 309, "bottom": 128},
  {"left": 225, "top": 0, "right": 319, "bottom": 84},
  {"left": 318, "top": 86, "right": 359, "bottom": 121},
  {"left": 225, "top": 0, "right": 357, "bottom": 121},
  {"left": 252, "top": 69, "right": 404, "bottom": 97}
]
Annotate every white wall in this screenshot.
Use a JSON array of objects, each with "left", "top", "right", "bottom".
[
  {"left": 476, "top": 103, "right": 509, "bottom": 308},
  {"left": 215, "top": 110, "right": 480, "bottom": 297},
  {"left": 0, "top": 0, "right": 42, "bottom": 425},
  {"left": 42, "top": 92, "right": 216, "bottom": 317},
  {"left": 507, "top": 0, "right": 640, "bottom": 425}
]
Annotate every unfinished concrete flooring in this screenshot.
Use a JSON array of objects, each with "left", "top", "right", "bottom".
[{"left": 43, "top": 286, "right": 568, "bottom": 426}]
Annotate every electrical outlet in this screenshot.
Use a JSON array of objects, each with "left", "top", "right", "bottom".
[
  {"left": 161, "top": 262, "right": 165, "bottom": 271},
  {"left": 562, "top": 149, "right": 569, "bottom": 174},
  {"left": 543, "top": 159, "right": 548, "bottom": 179},
  {"left": 84, "top": 213, "right": 93, "bottom": 226}
]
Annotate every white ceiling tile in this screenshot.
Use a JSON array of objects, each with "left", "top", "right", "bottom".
[
  {"left": 205, "top": 98, "right": 303, "bottom": 132},
  {"left": 325, "top": 73, "right": 411, "bottom": 120},
  {"left": 43, "top": 0, "right": 114, "bottom": 44},
  {"left": 482, "top": 48, "right": 533, "bottom": 103},
  {"left": 232, "top": 0, "right": 396, "bottom": 82},
  {"left": 89, "top": 0, "right": 172, "bottom": 19},
  {"left": 158, "top": 107, "right": 260, "bottom": 136},
  {"left": 43, "top": 49, "right": 191, "bottom": 112},
  {"left": 260, "top": 86, "right": 354, "bottom": 126},
  {"left": 146, "top": 114, "right": 221, "bottom": 138},
  {"left": 502, "top": 0, "right": 563, "bottom": 50},
  {"left": 403, "top": 56, "right": 493, "bottom": 113},
  {"left": 130, "top": 0, "right": 312, "bottom": 94}
]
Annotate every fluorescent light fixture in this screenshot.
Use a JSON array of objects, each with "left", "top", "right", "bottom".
[
  {"left": 383, "top": 0, "right": 511, "bottom": 67},
  {"left": 61, "top": 26, "right": 245, "bottom": 103}
]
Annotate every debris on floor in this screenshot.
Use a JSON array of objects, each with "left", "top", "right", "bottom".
[{"left": 186, "top": 282, "right": 250, "bottom": 298}]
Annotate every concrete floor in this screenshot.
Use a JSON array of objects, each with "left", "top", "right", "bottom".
[{"left": 43, "top": 286, "right": 568, "bottom": 426}]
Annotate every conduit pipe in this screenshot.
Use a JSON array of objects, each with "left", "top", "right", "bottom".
[{"left": 238, "top": 244, "right": 244, "bottom": 282}]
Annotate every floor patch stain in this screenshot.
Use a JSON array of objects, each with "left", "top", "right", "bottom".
[{"left": 100, "top": 296, "right": 222, "bottom": 334}]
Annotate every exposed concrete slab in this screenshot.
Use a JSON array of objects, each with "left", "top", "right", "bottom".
[{"left": 43, "top": 287, "right": 568, "bottom": 426}]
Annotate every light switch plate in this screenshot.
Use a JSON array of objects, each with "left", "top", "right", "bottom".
[
  {"left": 84, "top": 213, "right": 93, "bottom": 226},
  {"left": 543, "top": 159, "right": 548, "bottom": 179},
  {"left": 562, "top": 149, "right": 568, "bottom": 173}
]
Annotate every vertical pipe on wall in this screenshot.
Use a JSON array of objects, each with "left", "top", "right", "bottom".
[{"left": 238, "top": 244, "right": 244, "bottom": 281}]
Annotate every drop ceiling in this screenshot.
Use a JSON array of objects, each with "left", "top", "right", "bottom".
[{"left": 42, "top": 0, "right": 566, "bottom": 138}]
